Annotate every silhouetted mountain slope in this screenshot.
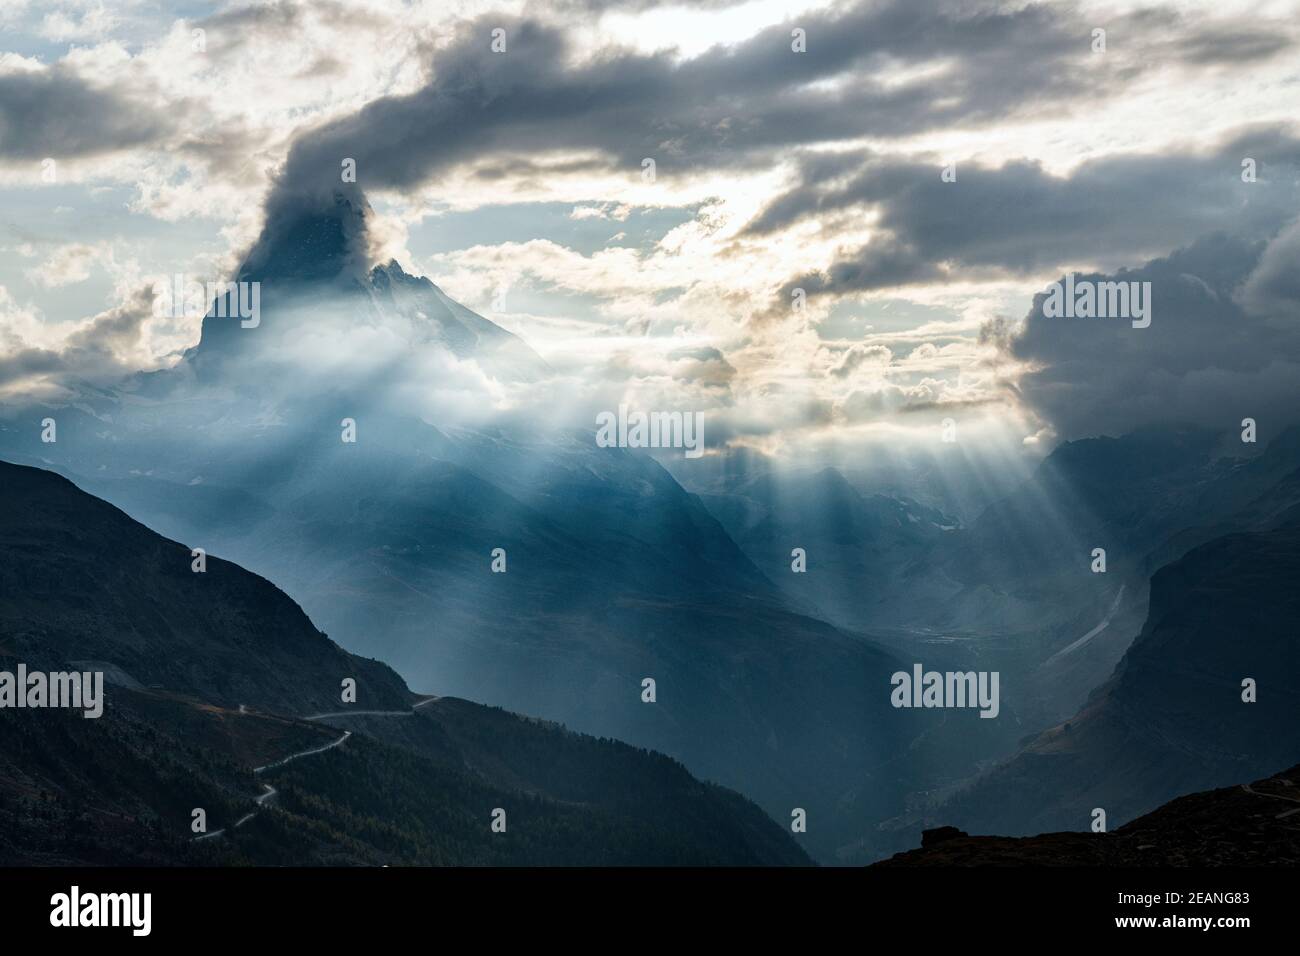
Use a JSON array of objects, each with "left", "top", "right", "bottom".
[
  {"left": 0, "top": 461, "right": 810, "bottom": 866},
  {"left": 0, "top": 459, "right": 411, "bottom": 715},
  {"left": 877, "top": 762, "right": 1300, "bottom": 866},
  {"left": 934, "top": 523, "right": 1300, "bottom": 837}
]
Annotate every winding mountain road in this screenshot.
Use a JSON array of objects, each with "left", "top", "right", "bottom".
[
  {"left": 253, "top": 730, "right": 352, "bottom": 774},
  {"left": 193, "top": 698, "right": 438, "bottom": 842},
  {"left": 1240, "top": 780, "right": 1300, "bottom": 820}
]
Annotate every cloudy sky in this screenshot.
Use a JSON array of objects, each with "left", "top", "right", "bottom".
[{"left": 2, "top": 0, "right": 1299, "bottom": 459}]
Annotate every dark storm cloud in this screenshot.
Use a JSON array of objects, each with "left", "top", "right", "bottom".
[
  {"left": 265, "top": 0, "right": 1185, "bottom": 214},
  {"left": 0, "top": 69, "right": 172, "bottom": 160},
  {"left": 764, "top": 125, "right": 1300, "bottom": 299},
  {"left": 1004, "top": 229, "right": 1300, "bottom": 440}
]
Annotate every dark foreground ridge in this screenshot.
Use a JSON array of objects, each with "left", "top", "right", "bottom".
[{"left": 877, "top": 762, "right": 1300, "bottom": 866}]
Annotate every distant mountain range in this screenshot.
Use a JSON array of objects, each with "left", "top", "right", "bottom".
[{"left": 0, "top": 460, "right": 809, "bottom": 866}]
